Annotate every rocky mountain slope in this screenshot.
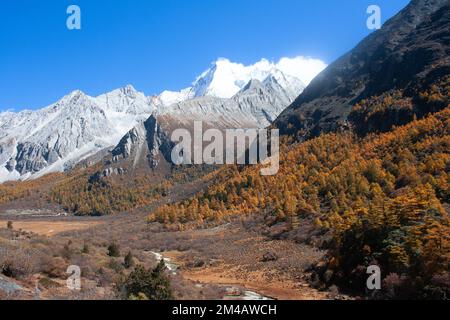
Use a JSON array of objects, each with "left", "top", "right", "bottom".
[
  {"left": 0, "top": 87, "right": 153, "bottom": 182},
  {"left": 0, "top": 59, "right": 309, "bottom": 182},
  {"left": 159, "top": 74, "right": 300, "bottom": 128},
  {"left": 274, "top": 0, "right": 450, "bottom": 137},
  {"left": 96, "top": 75, "right": 298, "bottom": 179}
]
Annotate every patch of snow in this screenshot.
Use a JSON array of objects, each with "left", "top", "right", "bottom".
[{"left": 0, "top": 167, "right": 21, "bottom": 183}]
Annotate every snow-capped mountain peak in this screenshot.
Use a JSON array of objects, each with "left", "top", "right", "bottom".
[
  {"left": 190, "top": 58, "right": 282, "bottom": 99},
  {"left": 0, "top": 56, "right": 322, "bottom": 182},
  {"left": 0, "top": 85, "right": 155, "bottom": 182},
  {"left": 122, "top": 84, "right": 138, "bottom": 95},
  {"left": 95, "top": 85, "right": 154, "bottom": 115},
  {"left": 157, "top": 57, "right": 308, "bottom": 104},
  {"left": 157, "top": 88, "right": 192, "bottom": 106}
]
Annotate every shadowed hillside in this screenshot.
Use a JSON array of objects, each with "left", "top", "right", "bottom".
[{"left": 275, "top": 0, "right": 450, "bottom": 138}]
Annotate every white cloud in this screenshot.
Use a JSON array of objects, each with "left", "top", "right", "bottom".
[
  {"left": 191, "top": 56, "right": 327, "bottom": 98},
  {"left": 276, "top": 56, "right": 327, "bottom": 85},
  {"left": 158, "top": 56, "right": 328, "bottom": 102}
]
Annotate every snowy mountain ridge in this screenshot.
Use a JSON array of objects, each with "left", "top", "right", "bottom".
[
  {"left": 0, "top": 88, "right": 153, "bottom": 182},
  {"left": 0, "top": 57, "right": 324, "bottom": 182},
  {"left": 157, "top": 57, "right": 311, "bottom": 105}
]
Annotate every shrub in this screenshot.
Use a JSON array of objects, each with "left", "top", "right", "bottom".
[
  {"left": 124, "top": 251, "right": 135, "bottom": 269},
  {"left": 41, "top": 257, "right": 67, "bottom": 278},
  {"left": 82, "top": 243, "right": 90, "bottom": 254},
  {"left": 262, "top": 251, "right": 278, "bottom": 262},
  {"left": 117, "top": 260, "right": 173, "bottom": 300},
  {"left": 0, "top": 247, "right": 35, "bottom": 279},
  {"left": 61, "top": 242, "right": 74, "bottom": 260},
  {"left": 108, "top": 258, "right": 124, "bottom": 273},
  {"left": 6, "top": 221, "right": 13, "bottom": 230},
  {"left": 422, "top": 274, "right": 450, "bottom": 300},
  {"left": 107, "top": 243, "right": 120, "bottom": 257},
  {"left": 380, "top": 273, "right": 418, "bottom": 300},
  {"left": 129, "top": 293, "right": 149, "bottom": 300}
]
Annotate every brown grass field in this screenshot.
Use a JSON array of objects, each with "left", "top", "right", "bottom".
[{"left": 0, "top": 220, "right": 101, "bottom": 236}]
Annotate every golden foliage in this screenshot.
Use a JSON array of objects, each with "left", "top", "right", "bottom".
[
  {"left": 149, "top": 104, "right": 450, "bottom": 280},
  {"left": 49, "top": 172, "right": 171, "bottom": 216}
]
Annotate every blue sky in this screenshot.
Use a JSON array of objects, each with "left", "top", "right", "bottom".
[{"left": 0, "top": 0, "right": 410, "bottom": 111}]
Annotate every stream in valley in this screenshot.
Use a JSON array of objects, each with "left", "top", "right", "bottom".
[{"left": 150, "top": 251, "right": 272, "bottom": 300}]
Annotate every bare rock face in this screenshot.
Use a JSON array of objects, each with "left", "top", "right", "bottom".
[
  {"left": 274, "top": 0, "right": 450, "bottom": 137},
  {"left": 92, "top": 115, "right": 174, "bottom": 182},
  {"left": 15, "top": 143, "right": 50, "bottom": 174},
  {"left": 146, "top": 117, "right": 175, "bottom": 169},
  {"left": 5, "top": 159, "right": 16, "bottom": 172},
  {"left": 112, "top": 124, "right": 147, "bottom": 162},
  {"left": 89, "top": 167, "right": 127, "bottom": 184}
]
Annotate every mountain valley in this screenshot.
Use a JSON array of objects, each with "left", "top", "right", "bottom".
[{"left": 0, "top": 0, "right": 449, "bottom": 301}]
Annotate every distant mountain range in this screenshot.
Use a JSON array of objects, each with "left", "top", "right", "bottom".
[{"left": 0, "top": 58, "right": 308, "bottom": 182}]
